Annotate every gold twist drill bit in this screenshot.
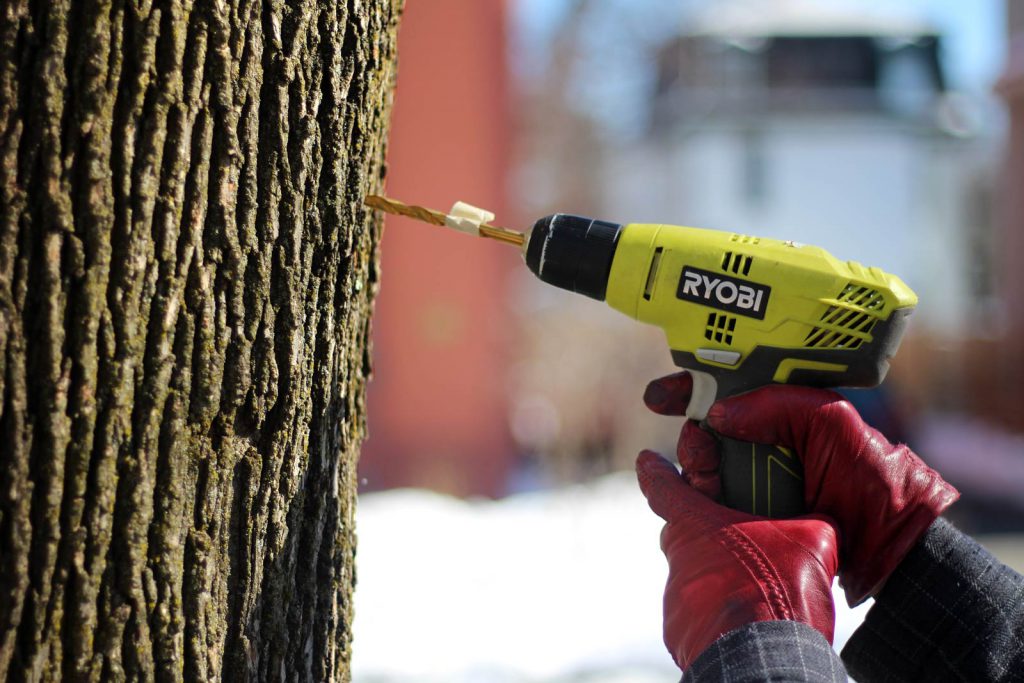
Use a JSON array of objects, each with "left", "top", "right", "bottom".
[{"left": 365, "top": 194, "right": 526, "bottom": 247}]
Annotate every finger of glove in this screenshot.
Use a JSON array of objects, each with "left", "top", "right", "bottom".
[
  {"left": 686, "top": 470, "right": 722, "bottom": 500},
  {"left": 706, "top": 385, "right": 849, "bottom": 450},
  {"left": 677, "top": 420, "right": 720, "bottom": 473},
  {"left": 643, "top": 372, "right": 693, "bottom": 416},
  {"left": 635, "top": 450, "right": 708, "bottom": 523},
  {"left": 677, "top": 421, "right": 721, "bottom": 497}
]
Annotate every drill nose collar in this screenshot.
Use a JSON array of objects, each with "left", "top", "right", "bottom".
[{"left": 525, "top": 214, "right": 623, "bottom": 301}]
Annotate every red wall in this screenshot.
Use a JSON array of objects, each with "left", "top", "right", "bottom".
[{"left": 361, "top": 0, "right": 519, "bottom": 496}]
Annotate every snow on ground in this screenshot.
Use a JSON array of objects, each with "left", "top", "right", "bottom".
[{"left": 352, "top": 471, "right": 871, "bottom": 682}]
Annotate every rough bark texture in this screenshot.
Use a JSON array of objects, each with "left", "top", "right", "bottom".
[{"left": 0, "top": 0, "right": 400, "bottom": 680}]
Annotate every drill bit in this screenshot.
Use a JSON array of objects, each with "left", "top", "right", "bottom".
[{"left": 365, "top": 194, "right": 526, "bottom": 247}]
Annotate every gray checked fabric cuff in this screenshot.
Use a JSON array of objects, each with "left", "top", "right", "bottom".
[
  {"left": 684, "top": 620, "right": 847, "bottom": 682},
  {"left": 842, "top": 517, "right": 1024, "bottom": 682}
]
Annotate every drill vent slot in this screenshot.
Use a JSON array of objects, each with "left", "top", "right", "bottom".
[
  {"left": 704, "top": 313, "right": 737, "bottom": 345},
  {"left": 643, "top": 247, "right": 664, "bottom": 301},
  {"left": 804, "top": 284, "right": 887, "bottom": 350},
  {"left": 730, "top": 234, "right": 761, "bottom": 245},
  {"left": 721, "top": 251, "right": 753, "bottom": 276}
]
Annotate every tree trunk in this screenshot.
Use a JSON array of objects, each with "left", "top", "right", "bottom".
[{"left": 0, "top": 0, "right": 400, "bottom": 680}]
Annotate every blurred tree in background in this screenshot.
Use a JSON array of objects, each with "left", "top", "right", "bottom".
[{"left": 0, "top": 0, "right": 400, "bottom": 679}]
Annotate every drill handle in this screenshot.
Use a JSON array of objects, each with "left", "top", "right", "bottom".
[
  {"left": 685, "top": 369, "right": 806, "bottom": 518},
  {"left": 716, "top": 436, "right": 805, "bottom": 518}
]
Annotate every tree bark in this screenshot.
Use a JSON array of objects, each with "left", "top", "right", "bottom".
[{"left": 0, "top": 0, "right": 400, "bottom": 680}]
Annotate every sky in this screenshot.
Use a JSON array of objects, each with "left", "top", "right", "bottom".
[{"left": 860, "top": 0, "right": 1006, "bottom": 87}]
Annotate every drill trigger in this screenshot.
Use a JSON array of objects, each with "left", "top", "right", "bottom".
[{"left": 686, "top": 370, "right": 718, "bottom": 421}]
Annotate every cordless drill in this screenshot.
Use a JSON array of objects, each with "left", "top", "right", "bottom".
[{"left": 366, "top": 196, "right": 917, "bottom": 518}]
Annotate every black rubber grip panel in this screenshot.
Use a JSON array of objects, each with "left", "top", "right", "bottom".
[{"left": 718, "top": 437, "right": 804, "bottom": 518}]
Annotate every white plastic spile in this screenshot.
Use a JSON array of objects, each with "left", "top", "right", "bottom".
[{"left": 445, "top": 201, "right": 495, "bottom": 237}]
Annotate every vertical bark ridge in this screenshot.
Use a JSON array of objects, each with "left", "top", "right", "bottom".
[{"left": 0, "top": 0, "right": 401, "bottom": 680}]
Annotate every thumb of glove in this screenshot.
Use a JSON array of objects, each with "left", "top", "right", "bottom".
[{"left": 636, "top": 450, "right": 716, "bottom": 523}]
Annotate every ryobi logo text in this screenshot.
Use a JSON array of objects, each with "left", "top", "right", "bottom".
[{"left": 676, "top": 266, "right": 770, "bottom": 320}]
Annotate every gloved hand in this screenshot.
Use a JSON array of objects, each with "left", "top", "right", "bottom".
[
  {"left": 643, "top": 372, "right": 960, "bottom": 606},
  {"left": 637, "top": 451, "right": 839, "bottom": 671}
]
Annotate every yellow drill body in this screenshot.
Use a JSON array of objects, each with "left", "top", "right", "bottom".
[{"left": 605, "top": 222, "right": 917, "bottom": 418}]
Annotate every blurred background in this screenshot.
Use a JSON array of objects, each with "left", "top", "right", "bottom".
[{"left": 354, "top": 0, "right": 1024, "bottom": 680}]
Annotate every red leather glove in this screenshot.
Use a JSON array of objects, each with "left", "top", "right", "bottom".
[
  {"left": 637, "top": 451, "right": 839, "bottom": 671},
  {"left": 643, "top": 372, "right": 960, "bottom": 606}
]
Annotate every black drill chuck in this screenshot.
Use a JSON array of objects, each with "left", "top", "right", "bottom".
[{"left": 524, "top": 214, "right": 623, "bottom": 301}]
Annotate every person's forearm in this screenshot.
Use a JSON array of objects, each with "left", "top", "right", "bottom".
[
  {"left": 684, "top": 621, "right": 847, "bottom": 683},
  {"left": 842, "top": 518, "right": 1024, "bottom": 682}
]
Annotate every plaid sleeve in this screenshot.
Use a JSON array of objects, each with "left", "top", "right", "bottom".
[
  {"left": 841, "top": 518, "right": 1024, "bottom": 682},
  {"left": 684, "top": 620, "right": 847, "bottom": 683}
]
